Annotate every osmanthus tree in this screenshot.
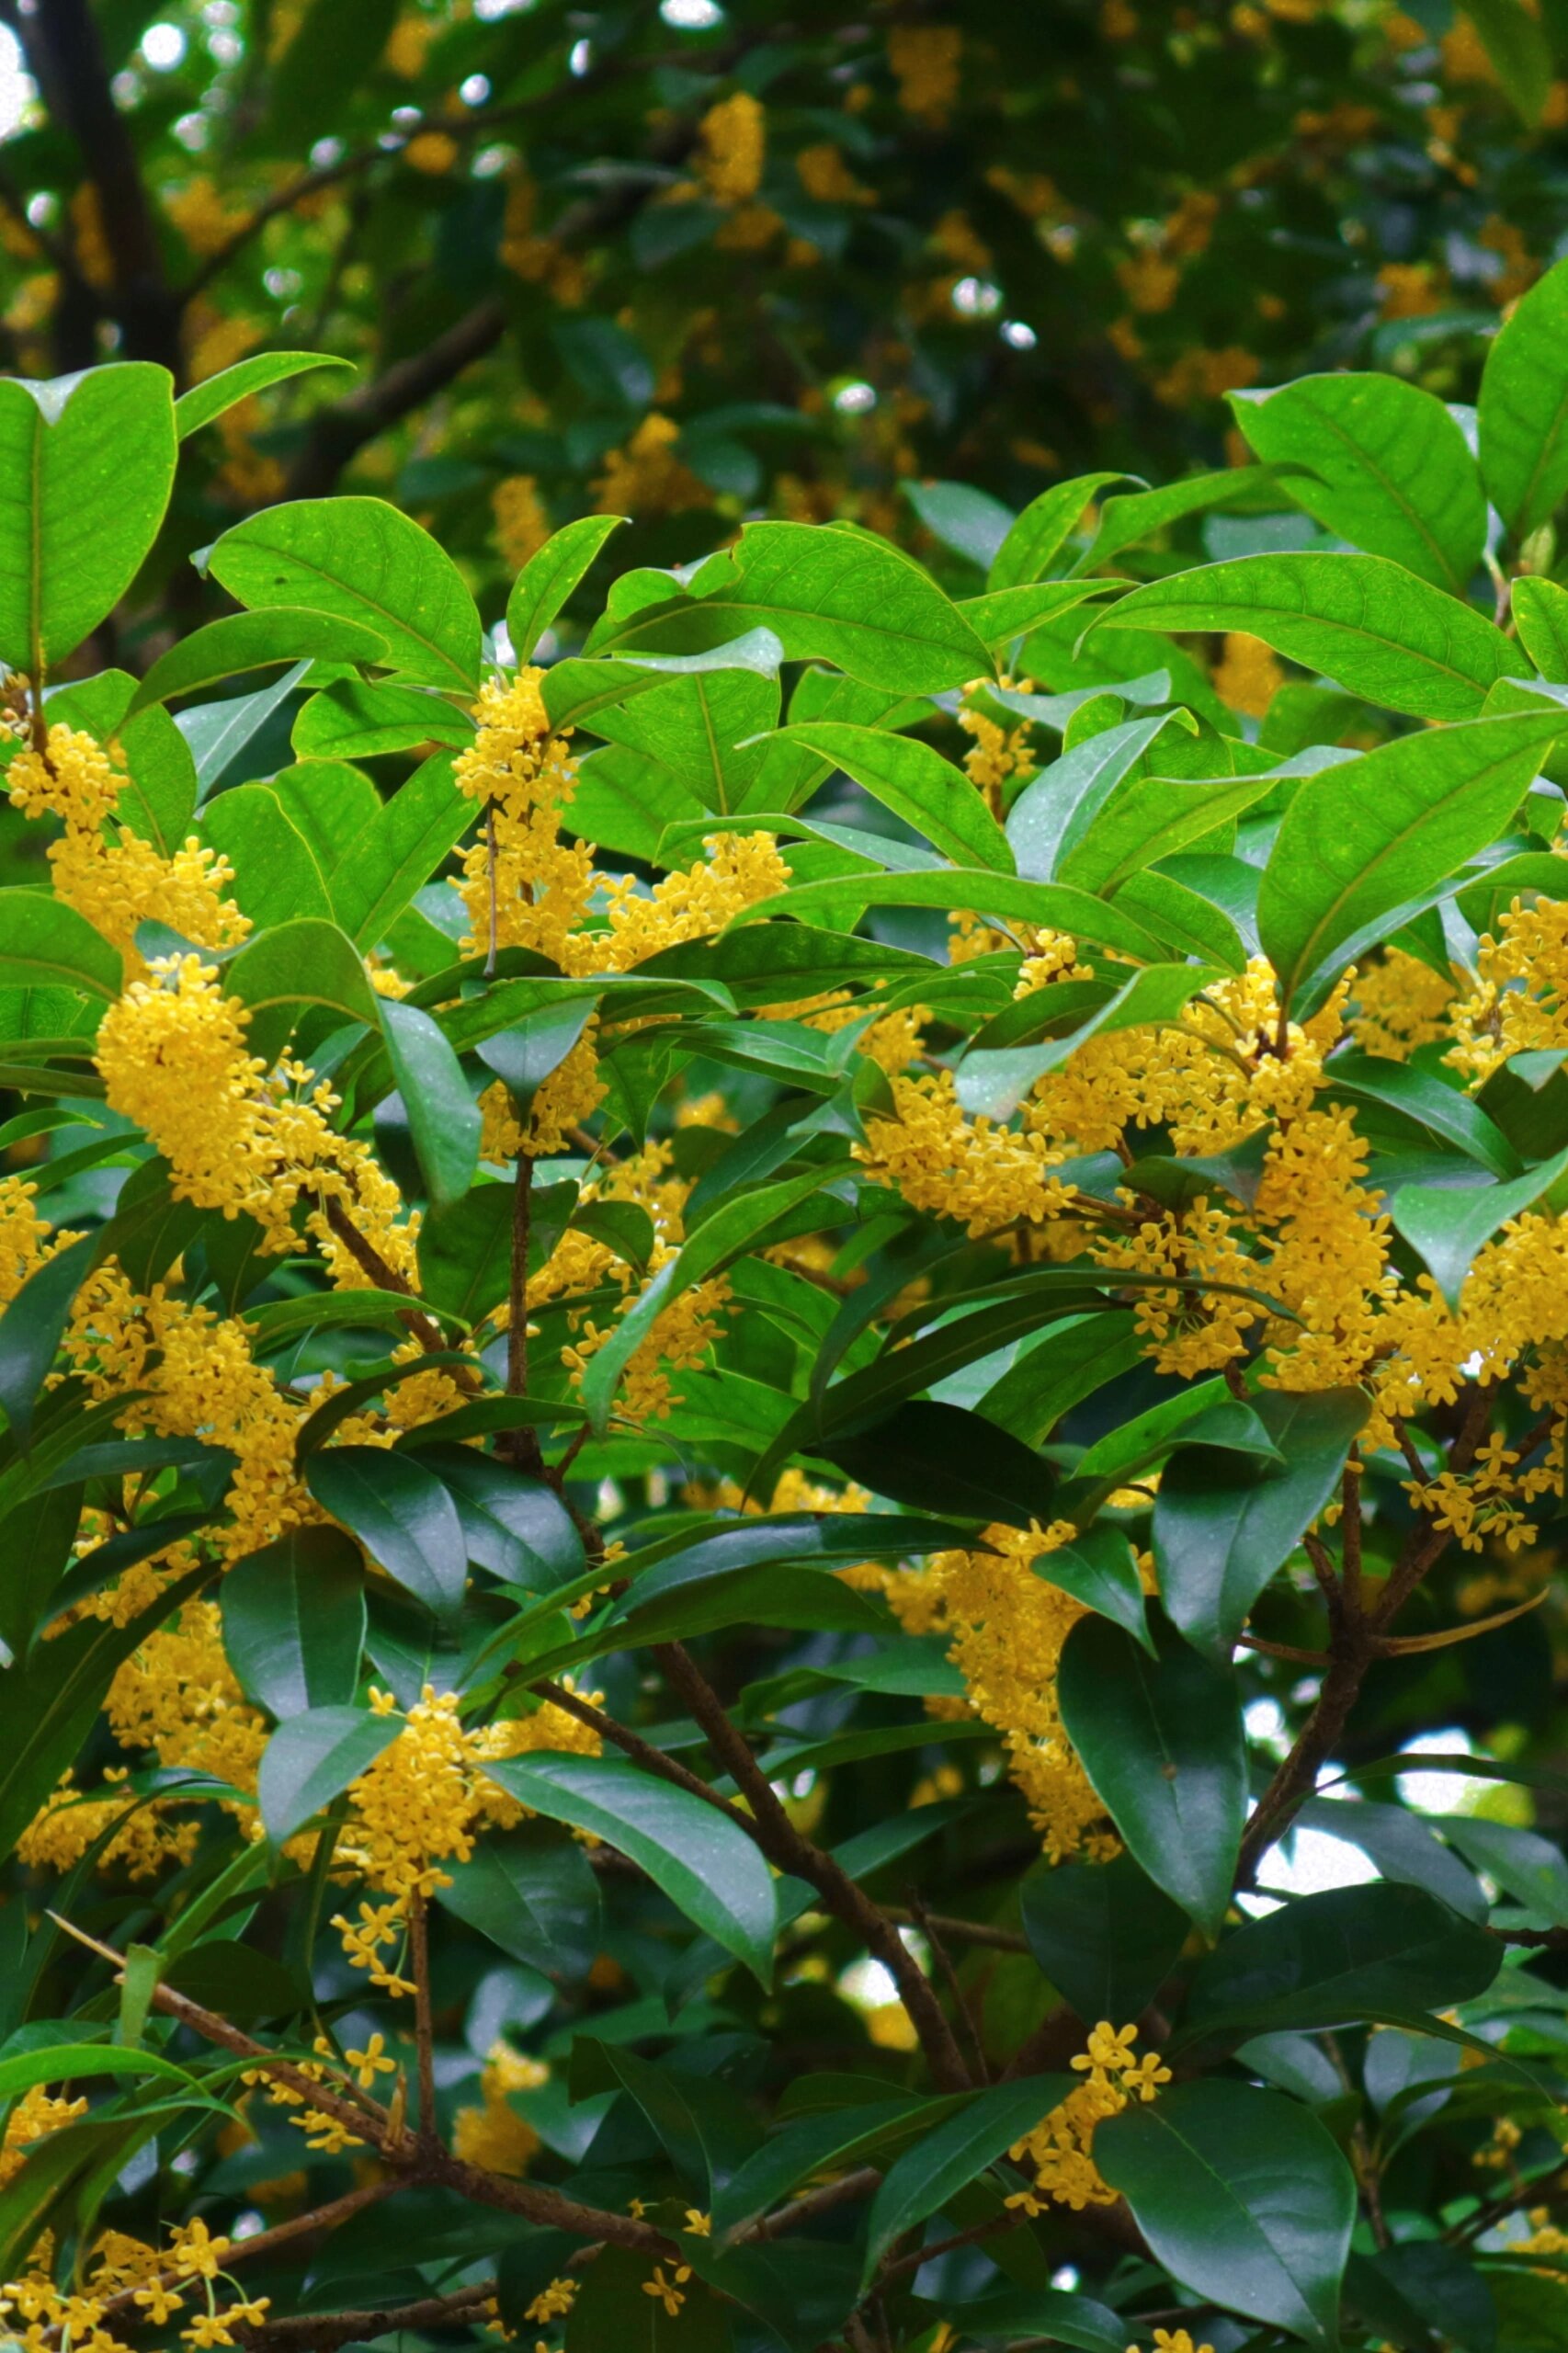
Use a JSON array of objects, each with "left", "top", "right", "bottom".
[
  {"left": 1, "top": 0, "right": 1567, "bottom": 639},
  {"left": 17, "top": 277, "right": 1568, "bottom": 2353}
]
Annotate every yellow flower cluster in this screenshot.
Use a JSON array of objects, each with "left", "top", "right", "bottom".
[
  {"left": 492, "top": 473, "right": 550, "bottom": 574},
  {"left": 1348, "top": 947, "right": 1456, "bottom": 1060},
  {"left": 455, "top": 668, "right": 596, "bottom": 972},
  {"left": 696, "top": 92, "right": 766, "bottom": 207},
  {"left": 0, "top": 2219, "right": 268, "bottom": 2353},
  {"left": 331, "top": 1685, "right": 600, "bottom": 1994},
  {"left": 956, "top": 679, "right": 1036, "bottom": 817},
  {"left": 452, "top": 2040, "right": 549, "bottom": 2177},
  {"left": 592, "top": 413, "right": 709, "bottom": 517},
  {"left": 867, "top": 1519, "right": 1113, "bottom": 1860},
  {"left": 96, "top": 955, "right": 417, "bottom": 1275},
  {"left": 887, "top": 24, "right": 962, "bottom": 122},
  {"left": 1449, "top": 892, "right": 1568, "bottom": 1082},
  {"left": 1006, "top": 2020, "right": 1171, "bottom": 2214},
  {"left": 7, "top": 724, "right": 248, "bottom": 975}
]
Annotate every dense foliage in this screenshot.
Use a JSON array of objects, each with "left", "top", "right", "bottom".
[
  {"left": 13, "top": 6, "right": 1568, "bottom": 2353},
  {"left": 5, "top": 0, "right": 1568, "bottom": 623}
]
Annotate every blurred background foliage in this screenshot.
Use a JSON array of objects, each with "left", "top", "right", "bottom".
[{"left": 0, "top": 0, "right": 1562, "bottom": 640}]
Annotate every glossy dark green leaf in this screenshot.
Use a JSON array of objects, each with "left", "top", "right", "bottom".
[
  {"left": 208, "top": 495, "right": 483, "bottom": 690},
  {"left": 416, "top": 1179, "right": 516, "bottom": 1322},
  {"left": 1258, "top": 710, "right": 1566, "bottom": 1016},
  {"left": 1326, "top": 1049, "right": 1522, "bottom": 1179},
  {"left": 1057, "top": 1611, "right": 1245, "bottom": 1936},
  {"left": 860, "top": 2075, "right": 1075, "bottom": 2287},
  {"left": 1096, "top": 2079, "right": 1357, "bottom": 2349},
  {"left": 1232, "top": 374, "right": 1486, "bottom": 591},
  {"left": 256, "top": 1703, "right": 401, "bottom": 1845},
  {"left": 1183, "top": 1883, "right": 1501, "bottom": 2042},
  {"left": 380, "top": 995, "right": 482, "bottom": 1209},
  {"left": 0, "top": 1562, "right": 207, "bottom": 1859},
  {"left": 419, "top": 1442, "right": 584, "bottom": 1591},
  {"left": 818, "top": 1399, "right": 1057, "bottom": 1528},
  {"left": 1030, "top": 1522, "right": 1152, "bottom": 1650},
  {"left": 1019, "top": 1851, "right": 1189, "bottom": 2023},
  {"left": 479, "top": 1751, "right": 778, "bottom": 1983},
  {"left": 0, "top": 367, "right": 176, "bottom": 671},
  {"left": 200, "top": 784, "right": 335, "bottom": 931},
  {"left": 476, "top": 1000, "right": 597, "bottom": 1108},
  {"left": 437, "top": 1827, "right": 600, "bottom": 1977},
  {"left": 304, "top": 1444, "right": 469, "bottom": 1620},
  {"left": 732, "top": 867, "right": 1168, "bottom": 963},
  {"left": 220, "top": 1525, "right": 367, "bottom": 1719},
  {"left": 0, "top": 1231, "right": 97, "bottom": 1448},
  {"left": 1102, "top": 552, "right": 1513, "bottom": 720},
  {"left": 1153, "top": 1388, "right": 1369, "bottom": 1662},
  {"left": 1346, "top": 2242, "right": 1497, "bottom": 2353},
  {"left": 1389, "top": 1141, "right": 1568, "bottom": 1309}
]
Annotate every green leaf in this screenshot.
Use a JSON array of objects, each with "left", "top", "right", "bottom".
[
  {"left": 1100, "top": 552, "right": 1514, "bottom": 720},
  {"left": 177, "top": 665, "right": 309, "bottom": 795},
  {"left": 1153, "top": 1389, "right": 1369, "bottom": 1663},
  {"left": 760, "top": 722, "right": 1013, "bottom": 870},
  {"left": 598, "top": 522, "right": 991, "bottom": 693},
  {"left": 1458, "top": 0, "right": 1553, "bottom": 119},
  {"left": 978, "top": 1311, "right": 1145, "bottom": 1444},
  {"left": 221, "top": 1525, "right": 366, "bottom": 1719},
  {"left": 0, "top": 367, "right": 176, "bottom": 673},
  {"left": 1326, "top": 1048, "right": 1522, "bottom": 1179},
  {"left": 565, "top": 2248, "right": 733, "bottom": 2351},
  {"left": 1018, "top": 1851, "right": 1190, "bottom": 2023},
  {"left": 860, "top": 2075, "right": 1075, "bottom": 2287},
  {"left": 956, "top": 578, "right": 1118, "bottom": 652},
  {"left": 1511, "top": 574, "right": 1568, "bottom": 682},
  {"left": 0, "top": 890, "right": 122, "bottom": 1002},
  {"left": 0, "top": 2044, "right": 196, "bottom": 2099},
  {"left": 174, "top": 350, "right": 352, "bottom": 440},
  {"left": 0, "top": 1231, "right": 97, "bottom": 1447},
  {"left": 1183, "top": 1883, "right": 1501, "bottom": 2042},
  {"left": 1388, "top": 1142, "right": 1568, "bottom": 1309},
  {"left": 733, "top": 869, "right": 1169, "bottom": 964},
  {"left": 713, "top": 2092, "right": 949, "bottom": 2238},
  {"left": 226, "top": 915, "right": 384, "bottom": 1040},
  {"left": 0, "top": 1563, "right": 208, "bottom": 1860},
  {"left": 506, "top": 514, "right": 626, "bottom": 663},
  {"left": 581, "top": 1164, "right": 840, "bottom": 1434},
  {"left": 256, "top": 1703, "right": 401, "bottom": 1845},
  {"left": 1007, "top": 711, "right": 1189, "bottom": 881},
  {"left": 303, "top": 1445, "right": 469, "bottom": 1620},
  {"left": 380, "top": 995, "right": 482, "bottom": 1209},
  {"left": 1056, "top": 766, "right": 1278, "bottom": 895},
  {"left": 1096, "top": 2080, "right": 1358, "bottom": 2349},
  {"left": 207, "top": 495, "right": 483, "bottom": 691},
  {"left": 421, "top": 1443, "right": 584, "bottom": 1592},
  {"left": 1057, "top": 1611, "right": 1245, "bottom": 1937},
  {"left": 1076, "top": 466, "right": 1289, "bottom": 572},
  {"left": 1480, "top": 255, "right": 1568, "bottom": 536},
  {"left": 1029, "top": 1522, "right": 1152, "bottom": 1651},
  {"left": 1257, "top": 710, "right": 1565, "bottom": 1017},
  {"left": 1231, "top": 375, "right": 1487, "bottom": 591},
  {"left": 437, "top": 1827, "right": 600, "bottom": 1977},
  {"left": 478, "top": 1751, "right": 778, "bottom": 1984},
  {"left": 417, "top": 1179, "right": 516, "bottom": 1323},
  {"left": 292, "top": 676, "right": 473, "bottom": 760},
  {"left": 200, "top": 784, "right": 335, "bottom": 931},
  {"left": 987, "top": 472, "right": 1134, "bottom": 590},
  {"left": 818, "top": 1399, "right": 1059, "bottom": 1529},
  {"left": 957, "top": 963, "right": 1222, "bottom": 1120},
  {"left": 126, "top": 608, "right": 387, "bottom": 717},
  {"left": 904, "top": 477, "right": 1016, "bottom": 569}
]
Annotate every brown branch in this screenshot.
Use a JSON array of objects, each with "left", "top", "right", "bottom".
[
  {"left": 89, "top": 2182, "right": 402, "bottom": 2334},
  {"left": 30, "top": 0, "right": 181, "bottom": 370},
  {"left": 654, "top": 1641, "right": 973, "bottom": 2093},
  {"left": 319, "top": 1196, "right": 464, "bottom": 1365},
  {"left": 503, "top": 1153, "right": 545, "bottom": 1475},
  {"left": 883, "top": 1909, "right": 1028, "bottom": 1954},
  {"left": 234, "top": 2280, "right": 495, "bottom": 2352},
  {"left": 408, "top": 1887, "right": 438, "bottom": 2151},
  {"left": 529, "top": 1679, "right": 748, "bottom": 1821},
  {"left": 47, "top": 1914, "right": 671, "bottom": 2256},
  {"left": 740, "top": 2167, "right": 881, "bottom": 2242}
]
